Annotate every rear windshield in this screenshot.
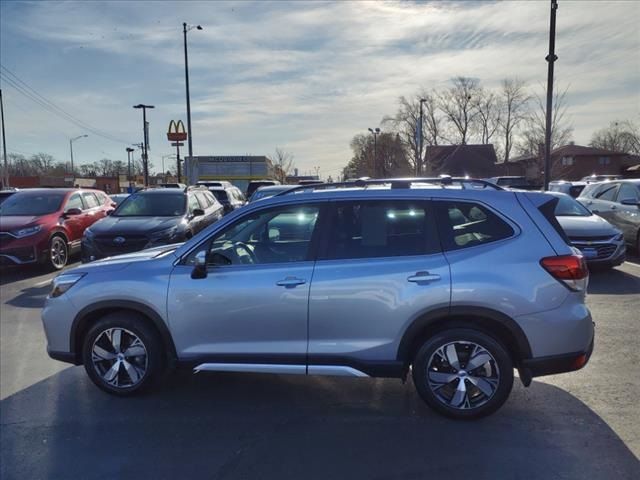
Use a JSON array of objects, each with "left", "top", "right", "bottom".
[
  {"left": 210, "top": 190, "right": 229, "bottom": 202},
  {"left": 538, "top": 197, "right": 571, "bottom": 244},
  {"left": 0, "top": 191, "right": 66, "bottom": 216},
  {"left": 113, "top": 193, "right": 186, "bottom": 217},
  {"left": 554, "top": 195, "right": 592, "bottom": 217}
]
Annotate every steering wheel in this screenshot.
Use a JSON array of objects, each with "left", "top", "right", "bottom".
[{"left": 234, "top": 242, "right": 258, "bottom": 264}]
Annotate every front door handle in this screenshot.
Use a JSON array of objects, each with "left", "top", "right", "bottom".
[
  {"left": 408, "top": 271, "right": 441, "bottom": 283},
  {"left": 276, "top": 277, "right": 306, "bottom": 288}
]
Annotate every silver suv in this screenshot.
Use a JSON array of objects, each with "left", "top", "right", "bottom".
[{"left": 41, "top": 178, "right": 594, "bottom": 419}]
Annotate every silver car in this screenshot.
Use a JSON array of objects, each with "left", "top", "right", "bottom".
[
  {"left": 550, "top": 192, "right": 625, "bottom": 269},
  {"left": 42, "top": 179, "right": 594, "bottom": 419}
]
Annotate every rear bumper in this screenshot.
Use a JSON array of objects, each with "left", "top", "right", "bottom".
[{"left": 521, "top": 329, "right": 594, "bottom": 379}]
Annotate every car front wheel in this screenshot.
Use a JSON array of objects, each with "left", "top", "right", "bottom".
[
  {"left": 412, "top": 328, "right": 514, "bottom": 419},
  {"left": 47, "top": 235, "right": 68, "bottom": 270},
  {"left": 82, "top": 312, "right": 163, "bottom": 396}
]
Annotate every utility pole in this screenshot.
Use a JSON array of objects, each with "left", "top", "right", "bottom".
[
  {"left": 543, "top": 0, "right": 558, "bottom": 191},
  {"left": 172, "top": 142, "right": 184, "bottom": 181},
  {"left": 0, "top": 89, "right": 8, "bottom": 188},
  {"left": 126, "top": 147, "right": 134, "bottom": 192},
  {"left": 183, "top": 22, "right": 202, "bottom": 183},
  {"left": 133, "top": 104, "right": 154, "bottom": 186}
]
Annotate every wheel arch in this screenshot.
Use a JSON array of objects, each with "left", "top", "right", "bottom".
[
  {"left": 397, "top": 306, "right": 532, "bottom": 368},
  {"left": 70, "top": 300, "right": 177, "bottom": 366}
]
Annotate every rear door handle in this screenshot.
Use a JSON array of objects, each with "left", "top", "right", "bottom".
[
  {"left": 408, "top": 271, "right": 441, "bottom": 283},
  {"left": 276, "top": 277, "right": 306, "bottom": 288}
]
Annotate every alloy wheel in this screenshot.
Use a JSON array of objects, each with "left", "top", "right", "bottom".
[
  {"left": 50, "top": 237, "right": 68, "bottom": 269},
  {"left": 91, "top": 328, "right": 148, "bottom": 388},
  {"left": 426, "top": 341, "right": 500, "bottom": 410}
]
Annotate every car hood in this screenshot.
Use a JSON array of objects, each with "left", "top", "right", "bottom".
[
  {"left": 89, "top": 216, "right": 182, "bottom": 235},
  {"left": 0, "top": 215, "right": 45, "bottom": 231},
  {"left": 556, "top": 214, "right": 619, "bottom": 238},
  {"left": 67, "top": 243, "right": 184, "bottom": 274}
]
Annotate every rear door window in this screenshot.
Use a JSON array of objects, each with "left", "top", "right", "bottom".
[
  {"left": 321, "top": 200, "right": 437, "bottom": 260},
  {"left": 435, "top": 201, "right": 514, "bottom": 251}
]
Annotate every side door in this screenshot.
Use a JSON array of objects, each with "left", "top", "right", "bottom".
[
  {"left": 590, "top": 182, "right": 620, "bottom": 222},
  {"left": 613, "top": 182, "right": 640, "bottom": 243},
  {"left": 186, "top": 193, "right": 205, "bottom": 234},
  {"left": 61, "top": 192, "right": 86, "bottom": 242},
  {"left": 307, "top": 199, "right": 451, "bottom": 373},
  {"left": 167, "top": 202, "right": 326, "bottom": 366},
  {"left": 82, "top": 192, "right": 107, "bottom": 228}
]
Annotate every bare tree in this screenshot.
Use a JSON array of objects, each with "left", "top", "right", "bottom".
[
  {"left": 437, "top": 77, "right": 481, "bottom": 145},
  {"left": 517, "top": 83, "right": 573, "bottom": 157},
  {"left": 590, "top": 120, "right": 640, "bottom": 154},
  {"left": 498, "top": 78, "right": 530, "bottom": 162},
  {"left": 473, "top": 88, "right": 502, "bottom": 145},
  {"left": 272, "top": 147, "right": 295, "bottom": 183}
]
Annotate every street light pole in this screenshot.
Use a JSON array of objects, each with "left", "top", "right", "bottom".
[
  {"left": 418, "top": 98, "right": 426, "bottom": 176},
  {"left": 0, "top": 89, "right": 8, "bottom": 188},
  {"left": 133, "top": 104, "right": 154, "bottom": 186},
  {"left": 69, "top": 134, "right": 88, "bottom": 178},
  {"left": 183, "top": 22, "right": 202, "bottom": 183},
  {"left": 368, "top": 127, "right": 381, "bottom": 177},
  {"left": 544, "top": 0, "right": 558, "bottom": 191}
]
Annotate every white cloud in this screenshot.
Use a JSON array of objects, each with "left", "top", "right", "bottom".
[{"left": 1, "top": 0, "right": 638, "bottom": 179}]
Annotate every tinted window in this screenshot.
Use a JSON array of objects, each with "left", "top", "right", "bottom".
[
  {"left": 82, "top": 192, "right": 99, "bottom": 208},
  {"left": 323, "top": 201, "right": 435, "bottom": 260},
  {"left": 436, "top": 201, "right": 514, "bottom": 250},
  {"left": 0, "top": 191, "right": 66, "bottom": 216},
  {"left": 205, "top": 205, "right": 320, "bottom": 265},
  {"left": 210, "top": 190, "right": 229, "bottom": 202},
  {"left": 617, "top": 183, "right": 639, "bottom": 203},
  {"left": 114, "top": 193, "right": 186, "bottom": 216},
  {"left": 554, "top": 195, "right": 591, "bottom": 217},
  {"left": 66, "top": 193, "right": 84, "bottom": 211},
  {"left": 596, "top": 183, "right": 619, "bottom": 201}
]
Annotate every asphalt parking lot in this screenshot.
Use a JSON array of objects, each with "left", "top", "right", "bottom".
[{"left": 1, "top": 258, "right": 639, "bottom": 480}]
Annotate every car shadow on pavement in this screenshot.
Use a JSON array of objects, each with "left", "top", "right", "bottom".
[
  {"left": 4, "top": 284, "right": 51, "bottom": 309},
  {"left": 589, "top": 267, "right": 640, "bottom": 295},
  {"left": 1, "top": 368, "right": 638, "bottom": 480}
]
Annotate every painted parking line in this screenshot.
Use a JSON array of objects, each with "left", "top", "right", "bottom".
[{"left": 32, "top": 279, "right": 52, "bottom": 288}]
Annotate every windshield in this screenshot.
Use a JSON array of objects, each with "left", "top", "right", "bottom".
[
  {"left": 0, "top": 191, "right": 65, "bottom": 216},
  {"left": 554, "top": 194, "right": 592, "bottom": 217},
  {"left": 113, "top": 193, "right": 186, "bottom": 217}
]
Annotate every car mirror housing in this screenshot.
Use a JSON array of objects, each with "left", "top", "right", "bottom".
[
  {"left": 64, "top": 207, "right": 82, "bottom": 216},
  {"left": 192, "top": 208, "right": 205, "bottom": 217},
  {"left": 191, "top": 250, "right": 208, "bottom": 279}
]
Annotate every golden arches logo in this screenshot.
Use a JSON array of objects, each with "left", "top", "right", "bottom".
[{"left": 167, "top": 120, "right": 187, "bottom": 141}]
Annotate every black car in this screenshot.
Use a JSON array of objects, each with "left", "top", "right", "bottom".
[
  {"left": 82, "top": 187, "right": 223, "bottom": 261},
  {"left": 207, "top": 186, "right": 246, "bottom": 214},
  {"left": 246, "top": 180, "right": 280, "bottom": 198},
  {"left": 577, "top": 179, "right": 640, "bottom": 253}
]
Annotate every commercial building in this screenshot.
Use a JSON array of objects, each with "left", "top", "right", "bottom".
[{"left": 185, "top": 156, "right": 274, "bottom": 191}]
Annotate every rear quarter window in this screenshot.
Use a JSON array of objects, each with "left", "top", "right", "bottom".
[{"left": 435, "top": 201, "right": 514, "bottom": 251}]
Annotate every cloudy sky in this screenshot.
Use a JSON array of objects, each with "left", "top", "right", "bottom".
[{"left": 1, "top": 0, "right": 638, "bottom": 179}]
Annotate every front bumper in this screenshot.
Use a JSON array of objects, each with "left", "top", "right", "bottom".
[
  {"left": 0, "top": 231, "right": 49, "bottom": 265},
  {"left": 571, "top": 237, "right": 626, "bottom": 267}
]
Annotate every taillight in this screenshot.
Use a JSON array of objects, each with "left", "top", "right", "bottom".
[{"left": 540, "top": 255, "right": 589, "bottom": 291}]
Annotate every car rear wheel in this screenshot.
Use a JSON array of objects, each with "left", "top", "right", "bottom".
[
  {"left": 82, "top": 312, "right": 163, "bottom": 396},
  {"left": 47, "top": 235, "right": 68, "bottom": 270},
  {"left": 412, "top": 328, "right": 514, "bottom": 419}
]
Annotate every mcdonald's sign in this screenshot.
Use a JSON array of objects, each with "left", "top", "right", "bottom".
[{"left": 167, "top": 120, "right": 187, "bottom": 142}]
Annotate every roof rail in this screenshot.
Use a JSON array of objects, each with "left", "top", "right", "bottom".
[{"left": 274, "top": 176, "right": 503, "bottom": 197}]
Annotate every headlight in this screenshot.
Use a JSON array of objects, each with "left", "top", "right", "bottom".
[
  {"left": 614, "top": 232, "right": 623, "bottom": 241},
  {"left": 12, "top": 225, "right": 42, "bottom": 238},
  {"left": 148, "top": 226, "right": 178, "bottom": 242},
  {"left": 50, "top": 273, "right": 85, "bottom": 298}
]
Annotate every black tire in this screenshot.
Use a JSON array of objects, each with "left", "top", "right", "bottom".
[
  {"left": 82, "top": 312, "right": 164, "bottom": 396},
  {"left": 46, "top": 235, "right": 69, "bottom": 271},
  {"left": 412, "top": 328, "right": 514, "bottom": 419}
]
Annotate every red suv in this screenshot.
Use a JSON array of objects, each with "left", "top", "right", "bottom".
[{"left": 0, "top": 188, "right": 115, "bottom": 270}]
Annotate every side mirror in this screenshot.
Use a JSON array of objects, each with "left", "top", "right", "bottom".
[
  {"left": 110, "top": 202, "right": 117, "bottom": 208},
  {"left": 191, "top": 250, "right": 208, "bottom": 279},
  {"left": 620, "top": 199, "right": 640, "bottom": 207},
  {"left": 106, "top": 209, "right": 114, "bottom": 216},
  {"left": 64, "top": 207, "right": 82, "bottom": 217},
  {"left": 192, "top": 208, "right": 205, "bottom": 217}
]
